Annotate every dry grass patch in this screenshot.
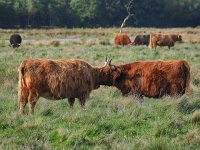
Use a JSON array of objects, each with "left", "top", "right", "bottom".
[
  {"left": 47, "top": 40, "right": 60, "bottom": 47},
  {"left": 99, "top": 38, "right": 111, "bottom": 45},
  {"left": 0, "top": 41, "right": 6, "bottom": 47},
  {"left": 186, "top": 129, "right": 200, "bottom": 141},
  {"left": 191, "top": 110, "right": 200, "bottom": 123}
]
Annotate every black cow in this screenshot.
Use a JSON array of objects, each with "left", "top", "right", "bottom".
[{"left": 10, "top": 34, "right": 22, "bottom": 48}]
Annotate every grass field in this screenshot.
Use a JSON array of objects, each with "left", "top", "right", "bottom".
[{"left": 0, "top": 28, "right": 200, "bottom": 149}]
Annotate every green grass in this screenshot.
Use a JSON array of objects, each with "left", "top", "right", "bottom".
[{"left": 0, "top": 28, "right": 200, "bottom": 149}]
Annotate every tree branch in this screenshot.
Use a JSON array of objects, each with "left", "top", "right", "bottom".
[{"left": 120, "top": 0, "right": 134, "bottom": 33}]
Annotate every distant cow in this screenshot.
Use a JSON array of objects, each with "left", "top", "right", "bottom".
[
  {"left": 131, "top": 34, "right": 150, "bottom": 46},
  {"left": 100, "top": 59, "right": 190, "bottom": 98},
  {"left": 10, "top": 34, "right": 22, "bottom": 48},
  {"left": 114, "top": 34, "right": 131, "bottom": 46},
  {"left": 149, "top": 33, "right": 182, "bottom": 49},
  {"left": 18, "top": 59, "right": 101, "bottom": 114}
]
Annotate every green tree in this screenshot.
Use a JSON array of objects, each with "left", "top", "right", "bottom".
[
  {"left": 0, "top": 0, "right": 16, "bottom": 28},
  {"left": 70, "top": 0, "right": 101, "bottom": 26},
  {"left": 0, "top": 0, "right": 200, "bottom": 28},
  {"left": 70, "top": 0, "right": 130, "bottom": 27}
]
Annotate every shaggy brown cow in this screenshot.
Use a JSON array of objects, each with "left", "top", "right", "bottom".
[
  {"left": 131, "top": 34, "right": 150, "bottom": 46},
  {"left": 100, "top": 59, "right": 190, "bottom": 98},
  {"left": 18, "top": 58, "right": 121, "bottom": 115},
  {"left": 149, "top": 33, "right": 182, "bottom": 49},
  {"left": 10, "top": 34, "right": 22, "bottom": 48},
  {"left": 114, "top": 34, "right": 131, "bottom": 46}
]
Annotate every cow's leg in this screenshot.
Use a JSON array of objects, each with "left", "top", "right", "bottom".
[
  {"left": 169, "top": 84, "right": 178, "bottom": 97},
  {"left": 28, "top": 91, "right": 39, "bottom": 115},
  {"left": 132, "top": 93, "right": 143, "bottom": 100},
  {"left": 19, "top": 98, "right": 28, "bottom": 115},
  {"left": 68, "top": 98, "right": 75, "bottom": 108},
  {"left": 18, "top": 87, "right": 29, "bottom": 115},
  {"left": 152, "top": 43, "right": 156, "bottom": 49},
  {"left": 78, "top": 97, "right": 86, "bottom": 108}
]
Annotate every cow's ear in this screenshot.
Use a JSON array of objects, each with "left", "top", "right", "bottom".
[{"left": 110, "top": 65, "right": 116, "bottom": 71}]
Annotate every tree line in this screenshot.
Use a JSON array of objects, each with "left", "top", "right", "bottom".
[{"left": 0, "top": 0, "right": 200, "bottom": 28}]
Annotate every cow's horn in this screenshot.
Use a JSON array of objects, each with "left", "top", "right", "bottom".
[
  {"left": 105, "top": 57, "right": 108, "bottom": 62},
  {"left": 108, "top": 59, "right": 112, "bottom": 65},
  {"left": 104, "top": 57, "right": 109, "bottom": 66}
]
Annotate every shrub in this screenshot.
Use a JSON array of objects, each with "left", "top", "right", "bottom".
[
  {"left": 177, "top": 96, "right": 200, "bottom": 114},
  {"left": 99, "top": 38, "right": 111, "bottom": 45},
  {"left": 48, "top": 40, "right": 60, "bottom": 47},
  {"left": 193, "top": 78, "right": 200, "bottom": 87}
]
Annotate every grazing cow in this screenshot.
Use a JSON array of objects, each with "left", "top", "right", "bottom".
[
  {"left": 10, "top": 34, "right": 22, "bottom": 48},
  {"left": 149, "top": 33, "right": 182, "bottom": 49},
  {"left": 114, "top": 34, "right": 131, "bottom": 46},
  {"left": 131, "top": 34, "right": 150, "bottom": 46},
  {"left": 100, "top": 59, "right": 190, "bottom": 98}
]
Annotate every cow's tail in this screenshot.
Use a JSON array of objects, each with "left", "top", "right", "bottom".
[
  {"left": 18, "top": 62, "right": 26, "bottom": 86},
  {"left": 182, "top": 61, "right": 190, "bottom": 96}
]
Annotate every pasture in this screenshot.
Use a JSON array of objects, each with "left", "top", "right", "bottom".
[{"left": 0, "top": 28, "right": 200, "bottom": 149}]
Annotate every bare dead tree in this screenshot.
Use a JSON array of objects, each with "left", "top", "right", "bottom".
[{"left": 120, "top": 0, "right": 134, "bottom": 33}]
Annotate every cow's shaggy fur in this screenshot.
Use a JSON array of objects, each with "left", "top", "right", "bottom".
[
  {"left": 10, "top": 34, "right": 22, "bottom": 48},
  {"left": 149, "top": 33, "right": 182, "bottom": 49},
  {"left": 131, "top": 34, "right": 150, "bottom": 46},
  {"left": 18, "top": 59, "right": 116, "bottom": 115},
  {"left": 100, "top": 60, "right": 190, "bottom": 98},
  {"left": 114, "top": 34, "right": 131, "bottom": 46}
]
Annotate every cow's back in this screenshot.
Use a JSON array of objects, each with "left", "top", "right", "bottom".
[{"left": 140, "top": 60, "right": 190, "bottom": 97}]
